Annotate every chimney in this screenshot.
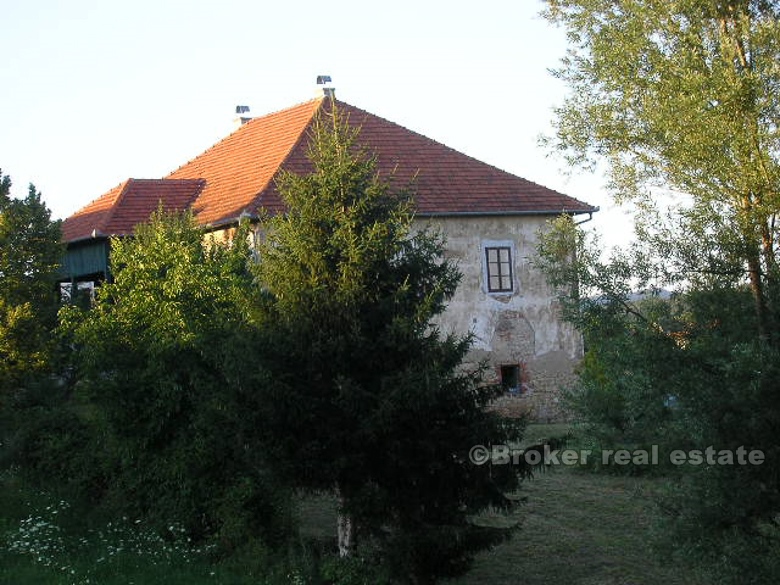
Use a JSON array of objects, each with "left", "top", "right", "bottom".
[
  {"left": 316, "top": 75, "right": 335, "bottom": 99},
  {"left": 234, "top": 105, "right": 252, "bottom": 127}
]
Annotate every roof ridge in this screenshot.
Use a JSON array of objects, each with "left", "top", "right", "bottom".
[
  {"left": 125, "top": 177, "right": 202, "bottom": 184},
  {"left": 165, "top": 98, "right": 324, "bottom": 180},
  {"left": 339, "top": 101, "right": 584, "bottom": 202},
  {"left": 254, "top": 98, "right": 327, "bottom": 206}
]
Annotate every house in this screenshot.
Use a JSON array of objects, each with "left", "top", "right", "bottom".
[{"left": 61, "top": 93, "right": 597, "bottom": 420}]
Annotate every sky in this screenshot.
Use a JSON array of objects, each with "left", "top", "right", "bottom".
[{"left": 0, "top": 0, "right": 633, "bottom": 248}]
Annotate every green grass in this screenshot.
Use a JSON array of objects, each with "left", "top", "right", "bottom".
[
  {"left": 447, "top": 466, "right": 705, "bottom": 585},
  {"left": 0, "top": 469, "right": 263, "bottom": 585},
  {"left": 521, "top": 422, "right": 572, "bottom": 445},
  {"left": 1, "top": 429, "right": 707, "bottom": 585}
]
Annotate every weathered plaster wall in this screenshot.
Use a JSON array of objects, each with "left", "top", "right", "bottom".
[
  {"left": 211, "top": 215, "right": 580, "bottom": 420},
  {"left": 417, "top": 215, "right": 583, "bottom": 421}
]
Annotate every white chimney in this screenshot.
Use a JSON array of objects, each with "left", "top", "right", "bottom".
[
  {"left": 234, "top": 105, "right": 252, "bottom": 127},
  {"left": 316, "top": 75, "right": 335, "bottom": 99}
]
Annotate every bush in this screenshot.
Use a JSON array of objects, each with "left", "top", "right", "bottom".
[
  {"left": 59, "top": 211, "right": 295, "bottom": 552},
  {"left": 558, "top": 286, "right": 780, "bottom": 579}
]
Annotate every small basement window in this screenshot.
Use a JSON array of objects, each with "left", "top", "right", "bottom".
[{"left": 500, "top": 365, "right": 521, "bottom": 395}]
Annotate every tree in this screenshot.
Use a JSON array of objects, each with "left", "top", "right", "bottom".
[
  {"left": 539, "top": 8, "right": 780, "bottom": 570},
  {"left": 544, "top": 0, "right": 780, "bottom": 341},
  {"left": 61, "top": 210, "right": 292, "bottom": 549},
  {"left": 253, "top": 105, "right": 523, "bottom": 582},
  {"left": 0, "top": 170, "right": 62, "bottom": 393},
  {"left": 0, "top": 170, "right": 63, "bottom": 474},
  {"left": 537, "top": 215, "right": 780, "bottom": 583}
]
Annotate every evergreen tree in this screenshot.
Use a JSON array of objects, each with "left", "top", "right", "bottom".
[{"left": 254, "top": 105, "right": 523, "bottom": 582}]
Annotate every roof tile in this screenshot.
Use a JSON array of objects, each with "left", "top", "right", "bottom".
[
  {"left": 63, "top": 97, "right": 596, "bottom": 243},
  {"left": 63, "top": 179, "right": 205, "bottom": 242}
]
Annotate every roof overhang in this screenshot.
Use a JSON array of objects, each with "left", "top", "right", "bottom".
[{"left": 416, "top": 207, "right": 599, "bottom": 218}]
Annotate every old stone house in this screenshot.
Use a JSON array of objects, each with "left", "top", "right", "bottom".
[{"left": 61, "top": 94, "right": 597, "bottom": 420}]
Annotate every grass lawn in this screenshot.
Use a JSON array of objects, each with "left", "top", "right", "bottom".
[
  {"left": 444, "top": 424, "right": 704, "bottom": 584},
  {"left": 447, "top": 465, "right": 704, "bottom": 585},
  {"left": 299, "top": 424, "right": 705, "bottom": 584},
  {"left": 2, "top": 425, "right": 706, "bottom": 584}
]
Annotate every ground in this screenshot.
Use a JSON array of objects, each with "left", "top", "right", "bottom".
[
  {"left": 1, "top": 425, "right": 707, "bottom": 584},
  {"left": 448, "top": 466, "right": 704, "bottom": 584}
]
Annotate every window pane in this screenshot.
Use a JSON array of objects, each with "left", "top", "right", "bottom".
[{"left": 485, "top": 246, "right": 514, "bottom": 292}]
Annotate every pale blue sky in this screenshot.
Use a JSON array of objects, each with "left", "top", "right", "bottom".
[{"left": 0, "top": 0, "right": 629, "bottom": 246}]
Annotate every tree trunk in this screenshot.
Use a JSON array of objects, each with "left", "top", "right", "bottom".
[
  {"left": 761, "top": 220, "right": 777, "bottom": 343},
  {"left": 746, "top": 252, "right": 770, "bottom": 342},
  {"left": 335, "top": 486, "right": 356, "bottom": 557},
  {"left": 741, "top": 198, "right": 773, "bottom": 342}
]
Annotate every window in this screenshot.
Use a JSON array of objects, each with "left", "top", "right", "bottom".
[
  {"left": 59, "top": 280, "right": 95, "bottom": 303},
  {"left": 500, "top": 364, "right": 521, "bottom": 394},
  {"left": 481, "top": 239, "right": 517, "bottom": 294},
  {"left": 485, "top": 246, "right": 513, "bottom": 292}
]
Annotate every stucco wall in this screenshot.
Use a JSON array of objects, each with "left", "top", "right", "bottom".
[
  {"left": 211, "top": 215, "right": 581, "bottom": 421},
  {"left": 417, "top": 215, "right": 583, "bottom": 421}
]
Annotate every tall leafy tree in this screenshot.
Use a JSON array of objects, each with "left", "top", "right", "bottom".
[
  {"left": 537, "top": 215, "right": 780, "bottom": 584},
  {"left": 253, "top": 106, "right": 523, "bottom": 582},
  {"left": 0, "top": 170, "right": 71, "bottom": 500},
  {"left": 544, "top": 0, "right": 780, "bottom": 340},
  {"left": 540, "top": 9, "right": 780, "bottom": 577}
]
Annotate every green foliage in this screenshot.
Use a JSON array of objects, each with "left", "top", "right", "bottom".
[
  {"left": 540, "top": 3, "right": 780, "bottom": 576},
  {"left": 0, "top": 170, "right": 71, "bottom": 500},
  {"left": 61, "top": 209, "right": 292, "bottom": 548},
  {"left": 0, "top": 469, "right": 279, "bottom": 585},
  {"left": 319, "top": 552, "right": 393, "bottom": 585},
  {"left": 651, "top": 340, "right": 780, "bottom": 584},
  {"left": 544, "top": 0, "right": 780, "bottom": 339},
  {"left": 537, "top": 215, "right": 780, "bottom": 581},
  {"left": 544, "top": 0, "right": 780, "bottom": 201},
  {"left": 253, "top": 106, "right": 523, "bottom": 582},
  {"left": 0, "top": 170, "right": 62, "bottom": 393}
]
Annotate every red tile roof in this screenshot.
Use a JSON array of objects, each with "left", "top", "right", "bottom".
[
  {"left": 63, "top": 179, "right": 205, "bottom": 242},
  {"left": 167, "top": 99, "right": 321, "bottom": 224},
  {"left": 63, "top": 97, "right": 596, "bottom": 243}
]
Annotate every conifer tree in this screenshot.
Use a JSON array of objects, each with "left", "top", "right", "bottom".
[{"left": 254, "top": 105, "right": 523, "bottom": 582}]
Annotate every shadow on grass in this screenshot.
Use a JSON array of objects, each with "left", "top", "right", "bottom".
[{"left": 446, "top": 465, "right": 706, "bottom": 585}]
